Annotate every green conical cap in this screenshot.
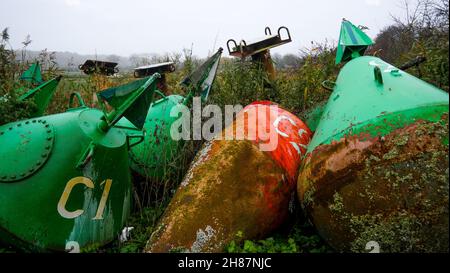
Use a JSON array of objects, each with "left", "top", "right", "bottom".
[
  {"left": 19, "top": 76, "right": 62, "bottom": 117},
  {"left": 19, "top": 62, "right": 44, "bottom": 86},
  {"left": 308, "top": 55, "right": 449, "bottom": 153},
  {"left": 181, "top": 47, "right": 223, "bottom": 102},
  {"left": 97, "top": 73, "right": 160, "bottom": 129},
  {"left": 335, "top": 19, "right": 374, "bottom": 64}
]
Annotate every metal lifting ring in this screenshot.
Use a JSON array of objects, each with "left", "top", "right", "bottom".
[
  {"left": 68, "top": 92, "right": 87, "bottom": 109},
  {"left": 127, "top": 134, "right": 145, "bottom": 148},
  {"left": 226, "top": 39, "right": 238, "bottom": 54},
  {"left": 239, "top": 40, "right": 247, "bottom": 55},
  {"left": 321, "top": 80, "right": 336, "bottom": 91},
  {"left": 278, "top": 26, "right": 291, "bottom": 41},
  {"left": 154, "top": 90, "right": 167, "bottom": 99}
]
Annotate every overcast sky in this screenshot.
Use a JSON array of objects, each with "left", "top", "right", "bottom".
[{"left": 1, "top": 0, "right": 416, "bottom": 57}]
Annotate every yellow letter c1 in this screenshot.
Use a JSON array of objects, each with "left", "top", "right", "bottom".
[{"left": 57, "top": 177, "right": 94, "bottom": 219}]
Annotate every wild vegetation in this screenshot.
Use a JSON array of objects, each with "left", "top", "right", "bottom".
[{"left": 0, "top": 0, "right": 448, "bottom": 253}]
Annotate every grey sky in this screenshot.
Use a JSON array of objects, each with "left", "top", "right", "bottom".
[{"left": 1, "top": 0, "right": 415, "bottom": 57}]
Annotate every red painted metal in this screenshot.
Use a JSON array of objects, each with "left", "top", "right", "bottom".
[
  {"left": 241, "top": 101, "right": 312, "bottom": 182},
  {"left": 146, "top": 101, "right": 312, "bottom": 252}
]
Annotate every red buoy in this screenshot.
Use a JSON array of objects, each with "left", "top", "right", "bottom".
[{"left": 146, "top": 101, "right": 312, "bottom": 252}]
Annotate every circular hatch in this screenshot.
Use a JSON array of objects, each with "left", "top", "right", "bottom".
[{"left": 0, "top": 119, "right": 55, "bottom": 182}]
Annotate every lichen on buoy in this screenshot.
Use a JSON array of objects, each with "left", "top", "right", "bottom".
[
  {"left": 297, "top": 19, "right": 449, "bottom": 253},
  {"left": 146, "top": 101, "right": 312, "bottom": 252}
]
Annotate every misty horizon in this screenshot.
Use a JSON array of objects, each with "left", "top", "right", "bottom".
[{"left": 1, "top": 0, "right": 417, "bottom": 59}]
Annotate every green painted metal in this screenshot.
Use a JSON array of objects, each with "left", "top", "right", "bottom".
[
  {"left": 307, "top": 20, "right": 449, "bottom": 154},
  {"left": 0, "top": 75, "right": 160, "bottom": 251},
  {"left": 304, "top": 102, "right": 326, "bottom": 132},
  {"left": 181, "top": 47, "right": 223, "bottom": 103},
  {"left": 335, "top": 19, "right": 373, "bottom": 65},
  {"left": 121, "top": 48, "right": 223, "bottom": 178},
  {"left": 19, "top": 62, "right": 43, "bottom": 86},
  {"left": 120, "top": 95, "right": 186, "bottom": 178},
  {"left": 0, "top": 119, "right": 55, "bottom": 182},
  {"left": 97, "top": 74, "right": 160, "bottom": 130},
  {"left": 18, "top": 76, "right": 62, "bottom": 117}
]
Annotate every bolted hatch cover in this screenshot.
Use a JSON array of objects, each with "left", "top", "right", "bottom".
[{"left": 0, "top": 119, "right": 55, "bottom": 182}]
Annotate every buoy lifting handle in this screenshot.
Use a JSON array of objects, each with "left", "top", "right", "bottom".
[
  {"left": 239, "top": 40, "right": 247, "bottom": 55},
  {"left": 68, "top": 92, "right": 87, "bottom": 109},
  {"left": 127, "top": 134, "right": 145, "bottom": 149},
  {"left": 278, "top": 26, "right": 291, "bottom": 41},
  {"left": 226, "top": 39, "right": 238, "bottom": 54}
]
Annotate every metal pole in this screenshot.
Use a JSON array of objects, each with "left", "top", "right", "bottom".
[{"left": 251, "top": 49, "right": 276, "bottom": 82}]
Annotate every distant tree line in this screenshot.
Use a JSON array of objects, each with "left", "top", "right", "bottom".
[
  {"left": 370, "top": 0, "right": 448, "bottom": 90},
  {"left": 1, "top": 0, "right": 448, "bottom": 90}
]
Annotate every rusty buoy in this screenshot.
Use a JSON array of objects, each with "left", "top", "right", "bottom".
[{"left": 146, "top": 101, "right": 312, "bottom": 252}]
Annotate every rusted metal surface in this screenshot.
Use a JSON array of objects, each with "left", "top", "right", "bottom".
[
  {"left": 297, "top": 115, "right": 449, "bottom": 252},
  {"left": 78, "top": 60, "right": 119, "bottom": 76},
  {"left": 227, "top": 27, "right": 291, "bottom": 59},
  {"left": 147, "top": 139, "right": 288, "bottom": 253},
  {"left": 227, "top": 27, "right": 291, "bottom": 82},
  {"left": 133, "top": 62, "right": 176, "bottom": 94},
  {"left": 399, "top": 56, "right": 427, "bottom": 71},
  {"left": 133, "top": 62, "right": 176, "bottom": 78},
  {"left": 146, "top": 102, "right": 311, "bottom": 252},
  {"left": 251, "top": 50, "right": 276, "bottom": 81},
  {"left": 296, "top": 19, "right": 449, "bottom": 253}
]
